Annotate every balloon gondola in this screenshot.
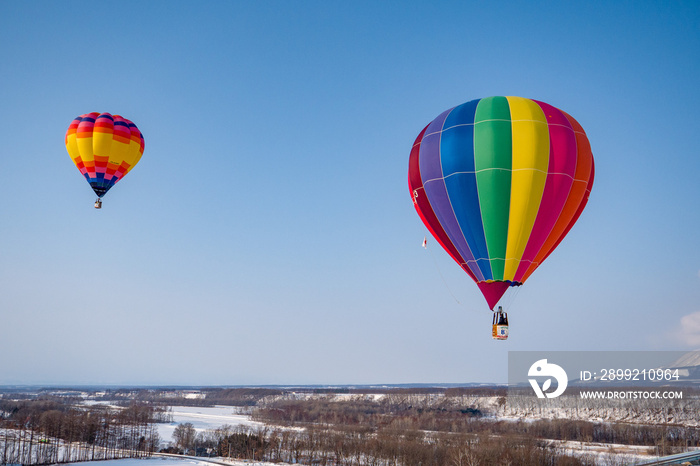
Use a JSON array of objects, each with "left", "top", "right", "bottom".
[
  {"left": 408, "top": 96, "right": 594, "bottom": 339},
  {"left": 65, "top": 112, "right": 145, "bottom": 208},
  {"left": 492, "top": 307, "right": 508, "bottom": 340}
]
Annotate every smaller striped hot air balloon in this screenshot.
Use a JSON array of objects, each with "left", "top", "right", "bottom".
[
  {"left": 65, "top": 112, "right": 144, "bottom": 208},
  {"left": 408, "top": 96, "right": 594, "bottom": 339}
]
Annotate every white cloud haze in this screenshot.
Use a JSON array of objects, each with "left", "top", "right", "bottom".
[{"left": 678, "top": 311, "right": 700, "bottom": 347}]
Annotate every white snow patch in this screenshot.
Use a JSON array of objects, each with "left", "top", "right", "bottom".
[
  {"left": 158, "top": 406, "right": 266, "bottom": 445},
  {"left": 70, "top": 457, "right": 284, "bottom": 466}
]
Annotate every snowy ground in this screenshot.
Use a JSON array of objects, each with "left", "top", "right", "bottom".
[
  {"left": 157, "top": 406, "right": 266, "bottom": 446},
  {"left": 69, "top": 457, "right": 284, "bottom": 466}
]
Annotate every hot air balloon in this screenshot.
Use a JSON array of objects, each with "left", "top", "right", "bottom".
[
  {"left": 65, "top": 112, "right": 145, "bottom": 208},
  {"left": 408, "top": 96, "right": 594, "bottom": 339}
]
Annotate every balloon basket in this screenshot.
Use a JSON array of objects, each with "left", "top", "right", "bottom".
[
  {"left": 492, "top": 308, "right": 509, "bottom": 340},
  {"left": 492, "top": 324, "right": 509, "bottom": 340}
]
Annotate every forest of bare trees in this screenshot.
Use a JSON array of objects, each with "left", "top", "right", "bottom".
[
  {"left": 164, "top": 421, "right": 591, "bottom": 465},
  {"left": 156, "top": 394, "right": 689, "bottom": 465},
  {"left": 173, "top": 421, "right": 601, "bottom": 465},
  {"left": 235, "top": 392, "right": 699, "bottom": 465},
  {"left": 0, "top": 398, "right": 161, "bottom": 465},
  {"left": 3, "top": 386, "right": 698, "bottom": 466}
]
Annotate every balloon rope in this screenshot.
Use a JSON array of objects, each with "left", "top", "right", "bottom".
[
  {"left": 423, "top": 238, "right": 482, "bottom": 315},
  {"left": 422, "top": 237, "right": 497, "bottom": 315},
  {"left": 424, "top": 240, "right": 462, "bottom": 305},
  {"left": 500, "top": 285, "right": 522, "bottom": 312}
]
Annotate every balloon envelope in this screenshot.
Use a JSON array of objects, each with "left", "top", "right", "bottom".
[
  {"left": 65, "top": 112, "right": 145, "bottom": 198},
  {"left": 409, "top": 96, "right": 594, "bottom": 309}
]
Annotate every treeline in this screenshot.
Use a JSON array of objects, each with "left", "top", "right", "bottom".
[
  {"left": 105, "top": 387, "right": 285, "bottom": 407},
  {"left": 255, "top": 397, "right": 700, "bottom": 448},
  {"left": 201, "top": 388, "right": 284, "bottom": 406},
  {"left": 505, "top": 389, "right": 700, "bottom": 425},
  {"left": 168, "top": 422, "right": 592, "bottom": 465},
  {"left": 243, "top": 396, "right": 700, "bottom": 465},
  {"left": 253, "top": 396, "right": 700, "bottom": 447},
  {"left": 97, "top": 386, "right": 506, "bottom": 408},
  {"left": 0, "top": 399, "right": 160, "bottom": 465},
  {"left": 253, "top": 396, "right": 484, "bottom": 428}
]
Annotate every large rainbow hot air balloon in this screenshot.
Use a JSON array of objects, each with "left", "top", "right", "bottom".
[
  {"left": 65, "top": 112, "right": 144, "bottom": 208},
  {"left": 408, "top": 96, "right": 594, "bottom": 326}
]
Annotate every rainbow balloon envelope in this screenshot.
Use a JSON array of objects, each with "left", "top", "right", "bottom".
[{"left": 409, "top": 96, "right": 594, "bottom": 309}]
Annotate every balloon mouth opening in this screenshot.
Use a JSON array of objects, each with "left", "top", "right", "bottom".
[
  {"left": 479, "top": 280, "right": 523, "bottom": 287},
  {"left": 90, "top": 185, "right": 110, "bottom": 197}
]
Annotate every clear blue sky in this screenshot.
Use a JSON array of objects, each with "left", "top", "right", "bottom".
[{"left": 1, "top": 1, "right": 698, "bottom": 386}]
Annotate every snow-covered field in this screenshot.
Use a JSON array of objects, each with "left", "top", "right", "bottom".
[
  {"left": 69, "top": 456, "right": 283, "bottom": 466},
  {"left": 157, "top": 406, "right": 266, "bottom": 445}
]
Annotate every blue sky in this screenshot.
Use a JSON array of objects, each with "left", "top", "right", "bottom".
[{"left": 0, "top": 1, "right": 698, "bottom": 386}]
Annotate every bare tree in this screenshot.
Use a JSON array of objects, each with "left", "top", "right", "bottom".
[{"left": 172, "top": 422, "right": 196, "bottom": 453}]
